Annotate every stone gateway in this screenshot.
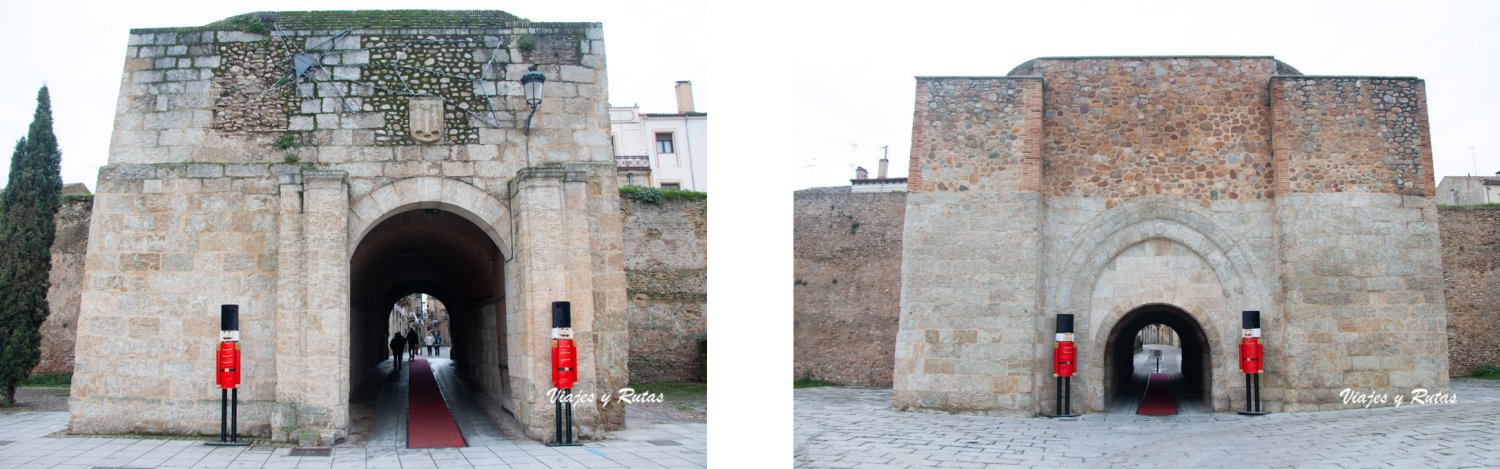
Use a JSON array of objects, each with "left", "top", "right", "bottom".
[
  {"left": 895, "top": 57, "right": 1449, "bottom": 416},
  {"left": 69, "top": 11, "right": 625, "bottom": 444}
]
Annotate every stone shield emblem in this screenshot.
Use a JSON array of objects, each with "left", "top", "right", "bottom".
[{"left": 409, "top": 97, "right": 445, "bottom": 143}]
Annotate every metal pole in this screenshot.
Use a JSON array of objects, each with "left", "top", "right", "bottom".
[
  {"left": 1245, "top": 374, "right": 1252, "bottom": 413},
  {"left": 220, "top": 389, "right": 228, "bottom": 443},
  {"left": 565, "top": 389, "right": 574, "bottom": 444},
  {"left": 1253, "top": 374, "right": 1262, "bottom": 414},
  {"left": 1055, "top": 376, "right": 1063, "bottom": 416},
  {"left": 232, "top": 388, "right": 239, "bottom": 443},
  {"left": 554, "top": 396, "right": 563, "bottom": 443},
  {"left": 1064, "top": 377, "right": 1072, "bottom": 415}
]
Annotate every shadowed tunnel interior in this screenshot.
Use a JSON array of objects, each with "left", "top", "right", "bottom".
[
  {"left": 1104, "top": 304, "right": 1211, "bottom": 408},
  {"left": 349, "top": 209, "right": 508, "bottom": 407}
]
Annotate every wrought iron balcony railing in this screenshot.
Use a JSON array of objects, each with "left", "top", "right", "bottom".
[{"left": 616, "top": 155, "right": 650, "bottom": 170}]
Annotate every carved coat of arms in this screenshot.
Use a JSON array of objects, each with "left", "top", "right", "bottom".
[{"left": 409, "top": 97, "right": 445, "bottom": 143}]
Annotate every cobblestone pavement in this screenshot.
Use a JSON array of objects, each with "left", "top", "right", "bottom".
[
  {"left": 0, "top": 353, "right": 705, "bottom": 468},
  {"left": 795, "top": 378, "right": 1500, "bottom": 468},
  {"left": 0, "top": 413, "right": 703, "bottom": 469}
]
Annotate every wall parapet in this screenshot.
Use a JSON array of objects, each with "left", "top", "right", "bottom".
[
  {"left": 907, "top": 76, "right": 1042, "bottom": 193},
  {"left": 1270, "top": 76, "right": 1434, "bottom": 197}
]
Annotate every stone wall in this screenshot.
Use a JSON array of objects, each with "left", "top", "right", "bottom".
[
  {"left": 796, "top": 197, "right": 1500, "bottom": 390},
  {"left": 72, "top": 164, "right": 288, "bottom": 438},
  {"left": 1014, "top": 58, "right": 1277, "bottom": 204},
  {"left": 1439, "top": 207, "right": 1500, "bottom": 376},
  {"left": 1270, "top": 75, "right": 1446, "bottom": 410},
  {"left": 898, "top": 75, "right": 1045, "bottom": 414},
  {"left": 893, "top": 57, "right": 1449, "bottom": 417},
  {"left": 72, "top": 11, "right": 623, "bottom": 444},
  {"left": 1270, "top": 77, "right": 1434, "bottom": 196},
  {"left": 907, "top": 77, "right": 1041, "bottom": 193},
  {"left": 793, "top": 187, "right": 904, "bottom": 386},
  {"left": 622, "top": 198, "right": 706, "bottom": 383},
  {"left": 44, "top": 193, "right": 708, "bottom": 387},
  {"left": 32, "top": 196, "right": 93, "bottom": 375}
]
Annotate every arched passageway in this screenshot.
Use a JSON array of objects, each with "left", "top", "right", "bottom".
[
  {"left": 347, "top": 208, "right": 509, "bottom": 442},
  {"left": 1103, "top": 304, "right": 1212, "bottom": 413}
]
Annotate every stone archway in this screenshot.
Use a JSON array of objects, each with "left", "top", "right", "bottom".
[
  {"left": 1100, "top": 304, "right": 1213, "bottom": 411},
  {"left": 345, "top": 177, "right": 517, "bottom": 431},
  {"left": 1042, "top": 196, "right": 1273, "bottom": 414},
  {"left": 348, "top": 177, "right": 513, "bottom": 261}
]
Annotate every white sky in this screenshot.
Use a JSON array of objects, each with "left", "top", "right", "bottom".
[
  {"left": 0, "top": 0, "right": 706, "bottom": 189},
  {"left": 793, "top": 0, "right": 1500, "bottom": 189}
]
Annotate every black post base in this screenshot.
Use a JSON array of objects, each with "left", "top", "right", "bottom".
[
  {"left": 205, "top": 387, "right": 252, "bottom": 446},
  {"left": 547, "top": 388, "right": 580, "bottom": 447},
  {"left": 1050, "top": 376, "right": 1080, "bottom": 419},
  {"left": 1237, "top": 373, "right": 1268, "bottom": 416},
  {"left": 205, "top": 441, "right": 253, "bottom": 446}
]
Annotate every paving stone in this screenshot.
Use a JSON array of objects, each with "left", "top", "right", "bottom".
[{"left": 795, "top": 379, "right": 1500, "bottom": 467}]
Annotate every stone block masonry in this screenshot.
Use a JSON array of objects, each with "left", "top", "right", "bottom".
[
  {"left": 893, "top": 56, "right": 1450, "bottom": 417},
  {"left": 794, "top": 195, "right": 1500, "bottom": 391},
  {"left": 41, "top": 193, "right": 707, "bottom": 387},
  {"left": 898, "top": 74, "right": 1044, "bottom": 414},
  {"left": 72, "top": 10, "right": 625, "bottom": 444}
]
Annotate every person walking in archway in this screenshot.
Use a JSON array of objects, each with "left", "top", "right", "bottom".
[
  {"left": 390, "top": 331, "right": 406, "bottom": 370},
  {"left": 424, "top": 332, "right": 435, "bottom": 356},
  {"left": 407, "top": 328, "right": 420, "bottom": 359}
]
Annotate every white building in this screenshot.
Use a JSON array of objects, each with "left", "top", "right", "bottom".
[
  {"left": 611, "top": 81, "right": 707, "bottom": 191},
  {"left": 850, "top": 153, "right": 907, "bottom": 193},
  {"left": 1437, "top": 173, "right": 1500, "bottom": 205}
]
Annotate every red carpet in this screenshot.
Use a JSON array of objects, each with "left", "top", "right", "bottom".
[
  {"left": 1136, "top": 372, "right": 1177, "bottom": 415},
  {"left": 407, "top": 359, "right": 466, "bottom": 448}
]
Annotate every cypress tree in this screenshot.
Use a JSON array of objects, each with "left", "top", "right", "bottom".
[{"left": 0, "top": 86, "right": 63, "bottom": 406}]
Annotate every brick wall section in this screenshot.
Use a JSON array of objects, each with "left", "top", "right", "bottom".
[
  {"left": 1439, "top": 207, "right": 1500, "bottom": 376},
  {"left": 1022, "top": 57, "right": 1277, "bottom": 204},
  {"left": 1270, "top": 77, "right": 1434, "bottom": 196},
  {"left": 907, "top": 77, "right": 1041, "bottom": 193},
  {"left": 793, "top": 187, "right": 904, "bottom": 386},
  {"left": 32, "top": 197, "right": 93, "bottom": 375},
  {"left": 622, "top": 198, "right": 706, "bottom": 383}
]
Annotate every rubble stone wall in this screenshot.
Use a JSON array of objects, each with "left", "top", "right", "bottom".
[
  {"left": 1439, "top": 207, "right": 1500, "bottom": 377},
  {"left": 623, "top": 198, "right": 707, "bottom": 383},
  {"left": 793, "top": 187, "right": 904, "bottom": 386},
  {"left": 1015, "top": 57, "right": 1278, "bottom": 204},
  {"left": 32, "top": 197, "right": 94, "bottom": 375}
]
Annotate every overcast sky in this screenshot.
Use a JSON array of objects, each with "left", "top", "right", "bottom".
[
  {"left": 0, "top": 0, "right": 705, "bottom": 189},
  {"left": 793, "top": 0, "right": 1500, "bottom": 189}
]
